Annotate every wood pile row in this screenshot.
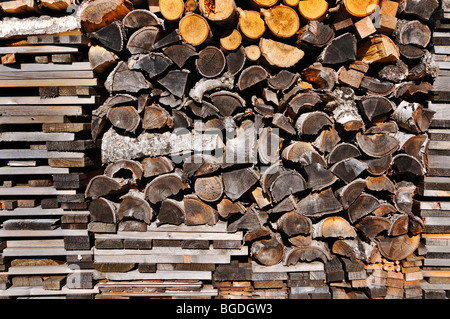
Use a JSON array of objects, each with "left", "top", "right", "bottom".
[
  {"left": 419, "top": 0, "right": 450, "bottom": 299},
  {"left": 0, "top": 0, "right": 102, "bottom": 299},
  {"left": 78, "top": 0, "right": 441, "bottom": 299}
]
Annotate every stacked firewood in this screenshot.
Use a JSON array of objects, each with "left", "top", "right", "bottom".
[{"left": 81, "top": 0, "right": 440, "bottom": 298}]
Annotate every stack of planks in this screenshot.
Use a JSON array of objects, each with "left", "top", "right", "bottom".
[
  {"left": 419, "top": 0, "right": 450, "bottom": 299},
  {"left": 0, "top": 0, "right": 102, "bottom": 299},
  {"left": 80, "top": 0, "right": 441, "bottom": 299}
]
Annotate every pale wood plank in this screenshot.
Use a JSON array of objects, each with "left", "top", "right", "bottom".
[
  {"left": 0, "top": 116, "right": 66, "bottom": 124},
  {"left": 0, "top": 149, "right": 85, "bottom": 159},
  {"left": 0, "top": 78, "right": 98, "bottom": 88},
  {"left": 0, "top": 45, "right": 79, "bottom": 55},
  {"left": 0, "top": 105, "right": 83, "bottom": 116},
  {"left": 0, "top": 96, "right": 97, "bottom": 105},
  {"left": 0, "top": 187, "right": 76, "bottom": 196},
  {"left": 0, "top": 132, "right": 75, "bottom": 142},
  {"left": 0, "top": 166, "right": 69, "bottom": 175}
]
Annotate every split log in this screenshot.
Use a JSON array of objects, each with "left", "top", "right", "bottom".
[
  {"left": 162, "top": 44, "right": 197, "bottom": 68},
  {"left": 391, "top": 154, "right": 425, "bottom": 177},
  {"left": 347, "top": 193, "right": 380, "bottom": 224},
  {"left": 88, "top": 45, "right": 119, "bottom": 74},
  {"left": 220, "top": 29, "right": 242, "bottom": 52},
  {"left": 297, "top": 21, "right": 335, "bottom": 48},
  {"left": 388, "top": 214, "right": 409, "bottom": 237},
  {"left": 304, "top": 163, "right": 338, "bottom": 191},
  {"left": 222, "top": 167, "right": 259, "bottom": 201},
  {"left": 258, "top": 127, "right": 283, "bottom": 165},
  {"left": 295, "top": 111, "right": 332, "bottom": 136},
  {"left": 89, "top": 197, "right": 119, "bottom": 224},
  {"left": 319, "top": 33, "right": 357, "bottom": 65},
  {"left": 79, "top": 0, "right": 133, "bottom": 33},
  {"left": 330, "top": 158, "right": 367, "bottom": 183},
  {"left": 301, "top": 63, "right": 338, "bottom": 91},
  {"left": 131, "top": 53, "right": 173, "bottom": 79},
  {"left": 313, "top": 216, "right": 357, "bottom": 239},
  {"left": 152, "top": 29, "right": 183, "bottom": 50},
  {"left": 326, "top": 87, "right": 365, "bottom": 132},
  {"left": 397, "top": 20, "right": 431, "bottom": 48},
  {"left": 328, "top": 143, "right": 361, "bottom": 165},
  {"left": 359, "top": 76, "right": 396, "bottom": 96},
  {"left": 366, "top": 175, "right": 395, "bottom": 193},
  {"left": 144, "top": 173, "right": 188, "bottom": 204},
  {"left": 357, "top": 35, "right": 400, "bottom": 63},
  {"left": 365, "top": 155, "right": 392, "bottom": 175},
  {"left": 194, "top": 175, "right": 224, "bottom": 202},
  {"left": 107, "top": 106, "right": 141, "bottom": 133},
  {"left": 183, "top": 195, "right": 219, "bottom": 226},
  {"left": 126, "top": 26, "right": 161, "bottom": 54},
  {"left": 262, "top": 5, "right": 300, "bottom": 39},
  {"left": 210, "top": 91, "right": 246, "bottom": 116},
  {"left": 251, "top": 234, "right": 285, "bottom": 266},
  {"left": 217, "top": 197, "right": 245, "bottom": 219},
  {"left": 377, "top": 234, "right": 420, "bottom": 261},
  {"left": 88, "top": 21, "right": 127, "bottom": 53},
  {"left": 159, "top": 0, "right": 184, "bottom": 21},
  {"left": 105, "top": 61, "right": 151, "bottom": 94},
  {"left": 251, "top": 0, "right": 279, "bottom": 7},
  {"left": 268, "top": 169, "right": 307, "bottom": 203},
  {"left": 358, "top": 96, "right": 395, "bottom": 124},
  {"left": 157, "top": 70, "right": 191, "bottom": 98},
  {"left": 179, "top": 13, "right": 212, "bottom": 46},
  {"left": 104, "top": 159, "right": 144, "bottom": 181},
  {"left": 336, "top": 178, "right": 367, "bottom": 210},
  {"left": 182, "top": 154, "right": 221, "bottom": 179},
  {"left": 142, "top": 104, "right": 173, "bottom": 130},
  {"left": 398, "top": 0, "right": 439, "bottom": 21},
  {"left": 85, "top": 175, "right": 129, "bottom": 199},
  {"left": 298, "top": 0, "right": 328, "bottom": 20},
  {"left": 286, "top": 91, "right": 320, "bottom": 117},
  {"left": 237, "top": 65, "right": 268, "bottom": 91},
  {"left": 123, "top": 9, "right": 164, "bottom": 29},
  {"left": 355, "top": 216, "right": 390, "bottom": 241},
  {"left": 391, "top": 101, "right": 434, "bottom": 134},
  {"left": 226, "top": 45, "right": 247, "bottom": 75},
  {"left": 237, "top": 9, "right": 266, "bottom": 41},
  {"left": 227, "top": 206, "right": 267, "bottom": 232},
  {"left": 331, "top": 239, "right": 375, "bottom": 263},
  {"left": 356, "top": 132, "right": 399, "bottom": 158},
  {"left": 118, "top": 193, "right": 153, "bottom": 224},
  {"left": 259, "top": 38, "right": 304, "bottom": 68},
  {"left": 296, "top": 187, "right": 343, "bottom": 218},
  {"left": 285, "top": 241, "right": 331, "bottom": 264},
  {"left": 142, "top": 156, "right": 175, "bottom": 178},
  {"left": 274, "top": 211, "right": 312, "bottom": 237},
  {"left": 196, "top": 46, "right": 226, "bottom": 78},
  {"left": 157, "top": 198, "right": 185, "bottom": 226}
]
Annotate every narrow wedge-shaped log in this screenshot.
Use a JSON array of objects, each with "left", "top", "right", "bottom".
[
  {"left": 394, "top": 182, "right": 416, "bottom": 214},
  {"left": 296, "top": 187, "right": 342, "bottom": 218},
  {"left": 358, "top": 96, "right": 395, "bottom": 123},
  {"left": 144, "top": 173, "right": 188, "bottom": 204},
  {"left": 347, "top": 193, "right": 380, "bottom": 224},
  {"left": 89, "top": 45, "right": 119, "bottom": 74},
  {"left": 163, "top": 44, "right": 197, "bottom": 68},
  {"left": 304, "top": 163, "right": 338, "bottom": 191},
  {"left": 301, "top": 63, "right": 337, "bottom": 91},
  {"left": 258, "top": 127, "right": 283, "bottom": 165},
  {"left": 88, "top": 21, "right": 127, "bottom": 53},
  {"left": 366, "top": 175, "right": 395, "bottom": 193},
  {"left": 227, "top": 206, "right": 267, "bottom": 232},
  {"left": 182, "top": 154, "right": 221, "bottom": 179},
  {"left": 251, "top": 234, "right": 285, "bottom": 266},
  {"left": 105, "top": 61, "right": 151, "bottom": 94},
  {"left": 391, "top": 154, "right": 424, "bottom": 177},
  {"left": 365, "top": 155, "right": 392, "bottom": 176},
  {"left": 218, "top": 197, "right": 245, "bottom": 220},
  {"left": 89, "top": 197, "right": 119, "bottom": 223},
  {"left": 222, "top": 167, "right": 259, "bottom": 201},
  {"left": 332, "top": 239, "right": 376, "bottom": 263},
  {"left": 297, "top": 21, "right": 334, "bottom": 48},
  {"left": 132, "top": 53, "right": 173, "bottom": 78},
  {"left": 319, "top": 33, "right": 357, "bottom": 65},
  {"left": 313, "top": 217, "right": 357, "bottom": 239},
  {"left": 157, "top": 70, "right": 190, "bottom": 98},
  {"left": 183, "top": 195, "right": 219, "bottom": 226},
  {"left": 331, "top": 158, "right": 367, "bottom": 183}
]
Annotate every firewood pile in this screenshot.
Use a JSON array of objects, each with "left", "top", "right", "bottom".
[{"left": 0, "top": 0, "right": 444, "bottom": 299}]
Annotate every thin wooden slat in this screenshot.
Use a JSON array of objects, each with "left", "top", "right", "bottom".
[
  {"left": 0, "top": 207, "right": 87, "bottom": 216},
  {"left": 0, "top": 286, "right": 99, "bottom": 297},
  {"left": 0, "top": 96, "right": 97, "bottom": 105},
  {"left": 0, "top": 166, "right": 69, "bottom": 175},
  {"left": 0, "top": 62, "right": 92, "bottom": 73},
  {"left": 0, "top": 229, "right": 88, "bottom": 237},
  {"left": 251, "top": 261, "right": 324, "bottom": 273},
  {"left": 94, "top": 254, "right": 232, "bottom": 264},
  {"left": 7, "top": 265, "right": 91, "bottom": 275},
  {"left": 96, "top": 230, "right": 243, "bottom": 241},
  {"left": 0, "top": 187, "right": 76, "bottom": 196},
  {"left": 0, "top": 70, "right": 95, "bottom": 80},
  {"left": 0, "top": 45, "right": 79, "bottom": 55},
  {"left": 0, "top": 150, "right": 85, "bottom": 159},
  {"left": 0, "top": 78, "right": 98, "bottom": 88},
  {"left": 102, "top": 270, "right": 212, "bottom": 281},
  {"left": 0, "top": 116, "right": 66, "bottom": 124},
  {"left": 0, "top": 105, "right": 83, "bottom": 116},
  {"left": 0, "top": 132, "right": 75, "bottom": 142}
]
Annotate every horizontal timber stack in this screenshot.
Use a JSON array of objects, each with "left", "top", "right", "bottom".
[
  {"left": 0, "top": 0, "right": 448, "bottom": 299},
  {"left": 419, "top": 0, "right": 450, "bottom": 299},
  {"left": 0, "top": 0, "right": 101, "bottom": 298}
]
